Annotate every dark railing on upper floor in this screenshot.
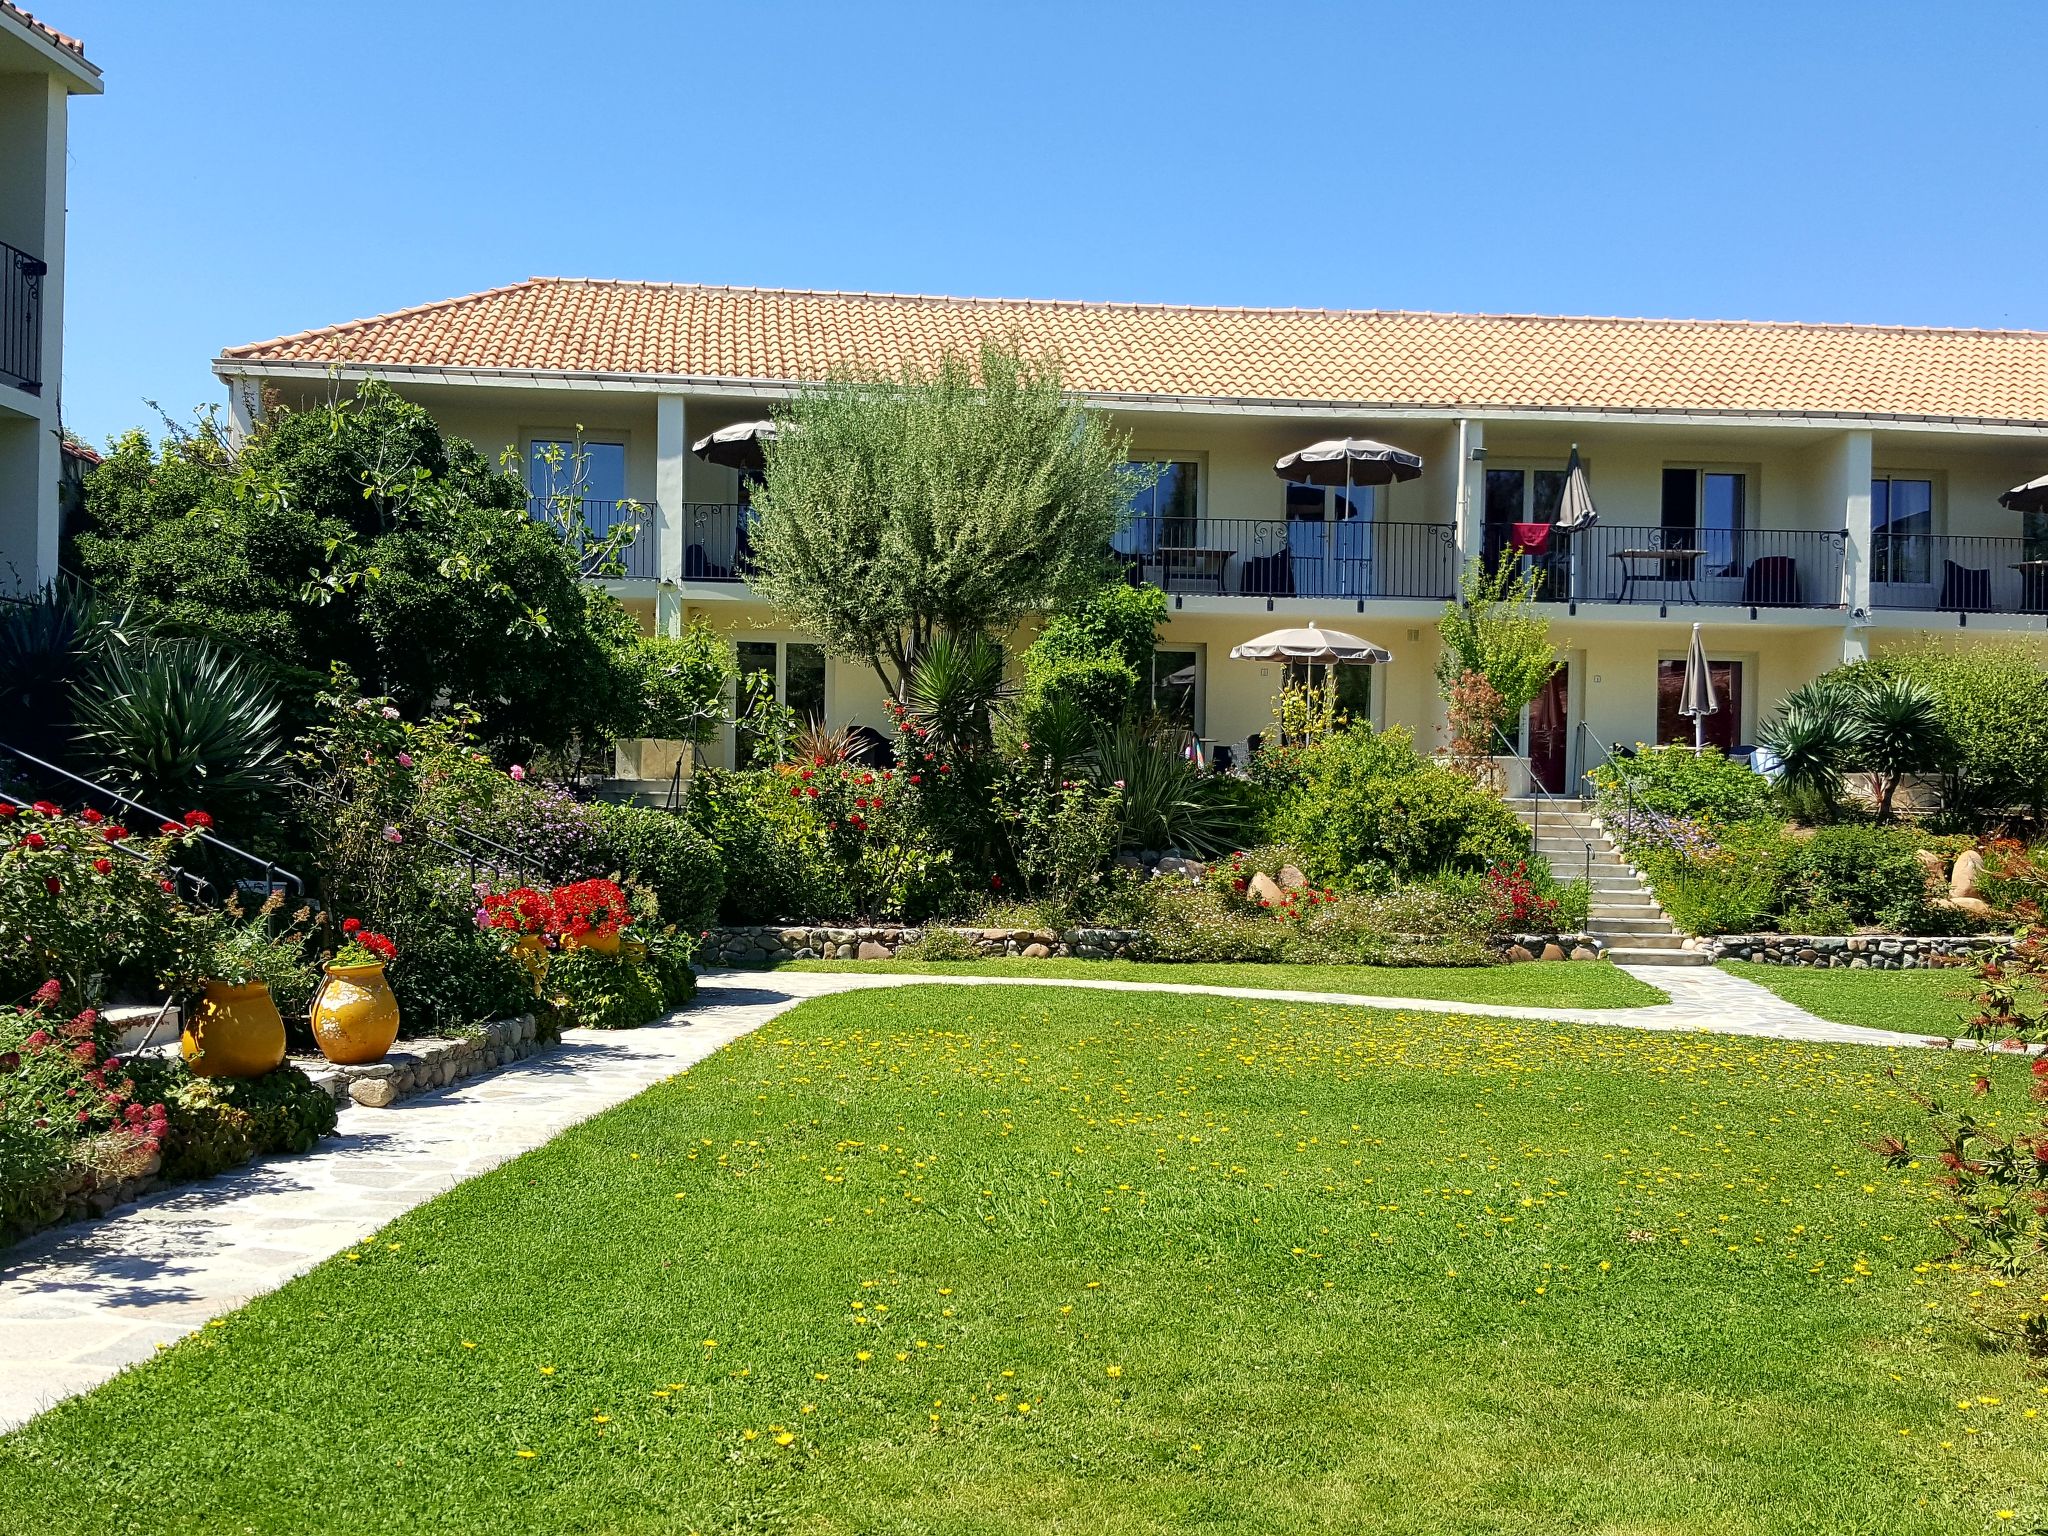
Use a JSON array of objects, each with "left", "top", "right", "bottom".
[
  {"left": 677, "top": 502, "right": 752, "bottom": 583},
  {"left": 1482, "top": 522, "right": 1847, "bottom": 609},
  {"left": 1868, "top": 533, "right": 2048, "bottom": 614},
  {"left": 1112, "top": 516, "right": 1458, "bottom": 600},
  {"left": 526, "top": 497, "right": 659, "bottom": 580},
  {"left": 1, "top": 240, "right": 46, "bottom": 395}
]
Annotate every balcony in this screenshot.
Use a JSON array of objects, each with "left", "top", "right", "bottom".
[
  {"left": 1114, "top": 516, "right": 1457, "bottom": 600},
  {"left": 1869, "top": 533, "right": 2048, "bottom": 615},
  {"left": 1, "top": 240, "right": 45, "bottom": 395},
  {"left": 678, "top": 502, "right": 750, "bottom": 583},
  {"left": 526, "top": 497, "right": 660, "bottom": 580},
  {"left": 1481, "top": 523, "right": 1846, "bottom": 610}
]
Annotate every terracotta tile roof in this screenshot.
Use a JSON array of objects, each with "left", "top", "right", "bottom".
[
  {"left": 218, "top": 277, "right": 2048, "bottom": 425},
  {"left": 0, "top": 3, "right": 91, "bottom": 66}
]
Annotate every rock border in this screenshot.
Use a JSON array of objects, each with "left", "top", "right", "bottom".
[
  {"left": 699, "top": 925, "right": 1142, "bottom": 965},
  {"left": 1692, "top": 933, "right": 2016, "bottom": 969},
  {"left": 297, "top": 1013, "right": 553, "bottom": 1108}
]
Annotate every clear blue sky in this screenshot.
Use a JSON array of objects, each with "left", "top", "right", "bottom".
[{"left": 53, "top": 0, "right": 2048, "bottom": 446}]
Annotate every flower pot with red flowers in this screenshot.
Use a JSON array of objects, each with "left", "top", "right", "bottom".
[
  {"left": 480, "top": 886, "right": 552, "bottom": 996},
  {"left": 312, "top": 921, "right": 401, "bottom": 1065},
  {"left": 550, "top": 877, "right": 631, "bottom": 956}
]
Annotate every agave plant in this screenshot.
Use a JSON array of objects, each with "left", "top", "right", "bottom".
[
  {"left": 1758, "top": 677, "right": 1859, "bottom": 812},
  {"left": 0, "top": 580, "right": 147, "bottom": 759},
  {"left": 905, "top": 633, "right": 1015, "bottom": 756},
  {"left": 74, "top": 641, "right": 287, "bottom": 812},
  {"left": 1091, "top": 722, "right": 1242, "bottom": 856}
]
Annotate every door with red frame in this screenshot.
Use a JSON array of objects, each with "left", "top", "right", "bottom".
[
  {"left": 1529, "top": 666, "right": 1570, "bottom": 793},
  {"left": 1656, "top": 659, "right": 1743, "bottom": 751}
]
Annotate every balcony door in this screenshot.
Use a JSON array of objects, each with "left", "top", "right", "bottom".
[
  {"left": 528, "top": 438, "right": 627, "bottom": 515},
  {"left": 1528, "top": 666, "right": 1570, "bottom": 793},
  {"left": 1662, "top": 467, "right": 1746, "bottom": 578},
  {"left": 1113, "top": 459, "right": 1200, "bottom": 560},
  {"left": 1482, "top": 465, "right": 1568, "bottom": 597},
  {"left": 1871, "top": 475, "right": 1933, "bottom": 586},
  {"left": 1284, "top": 483, "right": 1376, "bottom": 598},
  {"left": 1656, "top": 658, "right": 1743, "bottom": 753}
]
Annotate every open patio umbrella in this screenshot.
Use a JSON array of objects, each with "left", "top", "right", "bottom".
[
  {"left": 1998, "top": 473, "right": 2048, "bottom": 513},
  {"left": 1228, "top": 621, "right": 1393, "bottom": 665},
  {"left": 1274, "top": 438, "right": 1424, "bottom": 597},
  {"left": 1677, "top": 622, "right": 1718, "bottom": 750},
  {"left": 691, "top": 419, "right": 780, "bottom": 475}
]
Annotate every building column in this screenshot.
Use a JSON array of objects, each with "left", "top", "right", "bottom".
[
  {"left": 1453, "top": 418, "right": 1485, "bottom": 572},
  {"left": 654, "top": 393, "right": 689, "bottom": 636},
  {"left": 225, "top": 375, "right": 263, "bottom": 445},
  {"left": 1833, "top": 428, "right": 1873, "bottom": 663}
]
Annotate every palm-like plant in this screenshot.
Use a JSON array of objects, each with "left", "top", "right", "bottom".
[
  {"left": 905, "top": 633, "right": 1015, "bottom": 756},
  {"left": 1092, "top": 722, "right": 1241, "bottom": 855},
  {"left": 1758, "top": 678, "right": 1858, "bottom": 810},
  {"left": 74, "top": 641, "right": 287, "bottom": 812},
  {"left": 1855, "top": 673, "right": 1945, "bottom": 821},
  {"left": 0, "top": 580, "right": 147, "bottom": 758},
  {"left": 1758, "top": 670, "right": 1946, "bottom": 822}
]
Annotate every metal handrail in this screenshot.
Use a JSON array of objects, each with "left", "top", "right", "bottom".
[
  {"left": 0, "top": 739, "right": 303, "bottom": 896},
  {"left": 1491, "top": 725, "right": 1595, "bottom": 892},
  {"left": 1574, "top": 722, "right": 1637, "bottom": 818}
]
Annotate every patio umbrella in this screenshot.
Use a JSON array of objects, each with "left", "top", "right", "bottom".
[
  {"left": 1554, "top": 443, "right": 1597, "bottom": 603},
  {"left": 1228, "top": 621, "right": 1393, "bottom": 665},
  {"left": 691, "top": 420, "right": 780, "bottom": 475},
  {"left": 1677, "top": 622, "right": 1718, "bottom": 750},
  {"left": 1998, "top": 473, "right": 2048, "bottom": 513},
  {"left": 1274, "top": 439, "right": 1424, "bottom": 595}
]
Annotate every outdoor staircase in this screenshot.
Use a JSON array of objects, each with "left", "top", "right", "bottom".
[{"left": 1506, "top": 796, "right": 1707, "bottom": 967}]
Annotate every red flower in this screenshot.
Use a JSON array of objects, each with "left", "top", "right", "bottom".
[
  {"left": 80, "top": 808, "right": 103, "bottom": 825},
  {"left": 0, "top": 804, "right": 13, "bottom": 816},
  {"left": 183, "top": 810, "right": 213, "bottom": 830},
  {"left": 92, "top": 857, "right": 112, "bottom": 875},
  {"left": 23, "top": 1030, "right": 51, "bottom": 1053},
  {"left": 44, "top": 877, "right": 60, "bottom": 896},
  {"left": 990, "top": 875, "right": 1003, "bottom": 888},
  {"left": 21, "top": 832, "right": 44, "bottom": 850},
  {"left": 32, "top": 980, "right": 62, "bottom": 1006},
  {"left": 909, "top": 774, "right": 921, "bottom": 785},
  {"left": 159, "top": 878, "right": 175, "bottom": 893},
  {"left": 31, "top": 801, "right": 60, "bottom": 816},
  {"left": 937, "top": 764, "right": 951, "bottom": 774},
  {"left": 101, "top": 825, "right": 129, "bottom": 842},
  {"left": 159, "top": 821, "right": 184, "bottom": 836}
]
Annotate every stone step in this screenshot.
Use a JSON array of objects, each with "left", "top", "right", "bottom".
[
  {"left": 1603, "top": 946, "right": 1712, "bottom": 967},
  {"left": 1591, "top": 916, "right": 1682, "bottom": 935},
  {"left": 1592, "top": 929, "right": 1689, "bottom": 949}
]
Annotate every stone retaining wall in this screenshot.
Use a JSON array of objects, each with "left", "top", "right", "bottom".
[
  {"left": 1695, "top": 933, "right": 2015, "bottom": 969},
  {"left": 1501, "top": 933, "right": 1606, "bottom": 962},
  {"left": 701, "top": 925, "right": 1143, "bottom": 965},
  {"left": 299, "top": 1013, "right": 552, "bottom": 1108}
]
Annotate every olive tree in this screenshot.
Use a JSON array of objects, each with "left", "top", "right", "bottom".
[{"left": 746, "top": 342, "right": 1132, "bottom": 697}]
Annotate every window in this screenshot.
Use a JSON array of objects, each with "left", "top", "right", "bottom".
[
  {"left": 528, "top": 439, "right": 627, "bottom": 507},
  {"left": 1284, "top": 482, "right": 1377, "bottom": 597},
  {"left": 1283, "top": 661, "right": 1371, "bottom": 728},
  {"left": 1481, "top": 464, "right": 1569, "bottom": 597},
  {"left": 1149, "top": 647, "right": 1202, "bottom": 733},
  {"left": 1655, "top": 658, "right": 1743, "bottom": 753},
  {"left": 1871, "top": 475, "right": 1934, "bottom": 584},
  {"left": 734, "top": 640, "right": 826, "bottom": 767},
  {"left": 1114, "top": 460, "right": 1200, "bottom": 556},
  {"left": 1661, "top": 468, "right": 1746, "bottom": 578}
]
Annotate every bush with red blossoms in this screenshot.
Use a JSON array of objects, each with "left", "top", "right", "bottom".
[
  {"left": 1482, "top": 860, "right": 1562, "bottom": 934},
  {"left": 547, "top": 878, "right": 633, "bottom": 943},
  {"left": 0, "top": 800, "right": 216, "bottom": 1004},
  {"left": 0, "top": 983, "right": 169, "bottom": 1238}
]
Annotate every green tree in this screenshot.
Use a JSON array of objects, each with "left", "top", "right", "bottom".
[
  {"left": 625, "top": 622, "right": 737, "bottom": 746},
  {"left": 1020, "top": 582, "right": 1167, "bottom": 732},
  {"left": 746, "top": 342, "right": 1133, "bottom": 696},
  {"left": 1436, "top": 556, "right": 1560, "bottom": 750},
  {"left": 1876, "top": 641, "right": 2048, "bottom": 823},
  {"left": 72, "top": 383, "right": 639, "bottom": 757}
]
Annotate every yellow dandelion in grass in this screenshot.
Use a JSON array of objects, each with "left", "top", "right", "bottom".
[
  {"left": 652, "top": 1391, "right": 671, "bottom": 1399},
  {"left": 855, "top": 1351, "right": 871, "bottom": 1362},
  {"left": 800, "top": 1403, "right": 816, "bottom": 1415},
  {"left": 701, "top": 1339, "right": 717, "bottom": 1349},
  {"left": 516, "top": 1450, "right": 537, "bottom": 1459},
  {"left": 461, "top": 1340, "right": 476, "bottom": 1350},
  {"left": 742, "top": 1429, "right": 757, "bottom": 1441},
  {"left": 814, "top": 1372, "right": 829, "bottom": 1382},
  {"left": 1017, "top": 1402, "right": 1033, "bottom": 1415},
  {"left": 592, "top": 1414, "right": 611, "bottom": 1424},
  {"left": 774, "top": 1431, "right": 796, "bottom": 1447},
  {"left": 896, "top": 1351, "right": 910, "bottom": 1362},
  {"left": 538, "top": 1366, "right": 556, "bottom": 1376},
  {"left": 1995, "top": 1512, "right": 2015, "bottom": 1521}
]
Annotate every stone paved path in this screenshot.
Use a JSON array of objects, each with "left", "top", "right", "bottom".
[{"left": 0, "top": 962, "right": 2020, "bottom": 1433}]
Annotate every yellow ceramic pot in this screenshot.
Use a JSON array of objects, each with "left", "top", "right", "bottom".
[
  {"left": 561, "top": 928, "right": 622, "bottom": 956},
  {"left": 312, "top": 962, "right": 401, "bottom": 1065},
  {"left": 182, "top": 980, "right": 287, "bottom": 1078},
  {"left": 512, "top": 933, "right": 550, "bottom": 996}
]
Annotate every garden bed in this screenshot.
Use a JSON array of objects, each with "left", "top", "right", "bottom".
[{"left": 700, "top": 925, "right": 1143, "bottom": 965}]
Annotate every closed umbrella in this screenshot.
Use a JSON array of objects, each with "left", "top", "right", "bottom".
[
  {"left": 1677, "top": 622, "right": 1718, "bottom": 750},
  {"left": 1274, "top": 438, "right": 1423, "bottom": 597},
  {"left": 1554, "top": 443, "right": 1597, "bottom": 602}
]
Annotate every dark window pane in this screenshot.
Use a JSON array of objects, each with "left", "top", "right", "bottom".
[
  {"left": 736, "top": 641, "right": 776, "bottom": 683},
  {"left": 1335, "top": 663, "right": 1371, "bottom": 723},
  {"left": 1152, "top": 648, "right": 1199, "bottom": 730},
  {"left": 1332, "top": 485, "right": 1374, "bottom": 523},
  {"left": 528, "top": 439, "right": 625, "bottom": 503},
  {"left": 1532, "top": 470, "right": 1566, "bottom": 522},
  {"left": 1656, "top": 659, "right": 1742, "bottom": 751},
  {"left": 734, "top": 642, "right": 778, "bottom": 767},
  {"left": 785, "top": 644, "right": 826, "bottom": 727},
  {"left": 1285, "top": 483, "right": 1326, "bottom": 522},
  {"left": 1661, "top": 468, "right": 1697, "bottom": 535},
  {"left": 1701, "top": 472, "right": 1745, "bottom": 577},
  {"left": 1484, "top": 469, "right": 1524, "bottom": 525},
  {"left": 1874, "top": 477, "right": 1932, "bottom": 584}
]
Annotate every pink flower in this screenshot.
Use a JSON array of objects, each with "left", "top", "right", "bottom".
[
  {"left": 382, "top": 826, "right": 403, "bottom": 844},
  {"left": 32, "top": 980, "right": 62, "bottom": 1006},
  {"left": 509, "top": 765, "right": 527, "bottom": 782},
  {"left": 397, "top": 752, "right": 414, "bottom": 768},
  {"left": 380, "top": 706, "right": 401, "bottom": 720}
]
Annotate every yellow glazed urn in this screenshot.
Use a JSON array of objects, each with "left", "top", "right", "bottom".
[
  {"left": 513, "top": 933, "right": 550, "bottom": 996},
  {"left": 560, "top": 927, "right": 622, "bottom": 956},
  {"left": 312, "top": 962, "right": 401, "bottom": 1065},
  {"left": 181, "top": 980, "right": 287, "bottom": 1078}
]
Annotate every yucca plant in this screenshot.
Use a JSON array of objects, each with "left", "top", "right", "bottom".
[
  {"left": 0, "top": 580, "right": 147, "bottom": 760},
  {"left": 74, "top": 641, "right": 287, "bottom": 813},
  {"left": 1758, "top": 669, "right": 1947, "bottom": 823},
  {"left": 1091, "top": 722, "right": 1241, "bottom": 855},
  {"left": 905, "top": 633, "right": 1014, "bottom": 756},
  {"left": 1758, "top": 677, "right": 1859, "bottom": 814},
  {"left": 1854, "top": 673, "right": 1946, "bottom": 821}
]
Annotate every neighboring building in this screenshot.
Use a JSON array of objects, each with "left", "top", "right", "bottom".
[
  {"left": 215, "top": 279, "right": 2048, "bottom": 787},
  {"left": 0, "top": 3, "right": 98, "bottom": 597}
]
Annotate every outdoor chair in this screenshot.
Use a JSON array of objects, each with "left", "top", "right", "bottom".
[
  {"left": 1938, "top": 559, "right": 1991, "bottom": 612},
  {"left": 683, "top": 544, "right": 732, "bottom": 581},
  {"left": 1741, "top": 555, "right": 1801, "bottom": 606},
  {"left": 1239, "top": 548, "right": 1295, "bottom": 597}
]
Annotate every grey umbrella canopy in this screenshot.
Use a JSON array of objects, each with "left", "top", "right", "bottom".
[
  {"left": 1555, "top": 444, "right": 1598, "bottom": 533},
  {"left": 691, "top": 420, "right": 780, "bottom": 474},
  {"left": 1273, "top": 438, "right": 1424, "bottom": 487},
  {"left": 1229, "top": 622, "right": 1393, "bottom": 665},
  {"left": 1999, "top": 473, "right": 2048, "bottom": 513},
  {"left": 1677, "top": 622, "right": 1718, "bottom": 749}
]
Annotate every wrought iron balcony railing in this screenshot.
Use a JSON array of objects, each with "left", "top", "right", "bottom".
[
  {"left": 1, "top": 240, "right": 46, "bottom": 395},
  {"left": 1113, "top": 516, "right": 1458, "bottom": 599}
]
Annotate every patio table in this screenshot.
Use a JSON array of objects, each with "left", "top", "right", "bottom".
[
  {"left": 1154, "top": 546, "right": 1233, "bottom": 594},
  {"left": 1611, "top": 547, "right": 1704, "bottom": 604}
]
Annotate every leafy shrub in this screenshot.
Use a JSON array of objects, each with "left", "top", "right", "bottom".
[
  {"left": 144, "top": 1063, "right": 338, "bottom": 1183},
  {"left": 1093, "top": 725, "right": 1247, "bottom": 856},
  {"left": 1261, "top": 726, "right": 1527, "bottom": 890},
  {"left": 685, "top": 768, "right": 846, "bottom": 924},
  {"left": 625, "top": 623, "right": 736, "bottom": 743},
  {"left": 383, "top": 902, "right": 532, "bottom": 1039},
  {"left": 1129, "top": 870, "right": 1494, "bottom": 967},
  {"left": 590, "top": 804, "right": 723, "bottom": 933},
  {"left": 548, "top": 948, "right": 664, "bottom": 1031},
  {"left": 641, "top": 931, "right": 699, "bottom": 1010},
  {"left": 1020, "top": 583, "right": 1167, "bottom": 734},
  {"left": 1792, "top": 824, "right": 1937, "bottom": 928},
  {"left": 894, "top": 928, "right": 982, "bottom": 962},
  {"left": 1588, "top": 744, "right": 1776, "bottom": 825},
  {"left": 997, "top": 776, "right": 1123, "bottom": 915},
  {"left": 1880, "top": 641, "right": 2048, "bottom": 824}
]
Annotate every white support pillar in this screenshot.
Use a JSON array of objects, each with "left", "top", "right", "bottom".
[
  {"left": 654, "top": 393, "right": 689, "bottom": 636},
  {"left": 225, "top": 375, "right": 263, "bottom": 445},
  {"left": 1834, "top": 428, "right": 1874, "bottom": 663},
  {"left": 1453, "top": 418, "right": 1485, "bottom": 571}
]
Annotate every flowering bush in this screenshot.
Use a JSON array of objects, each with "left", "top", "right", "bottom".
[
  {"left": 0, "top": 982, "right": 169, "bottom": 1238},
  {"left": 549, "top": 878, "right": 632, "bottom": 942},
  {"left": 478, "top": 886, "right": 551, "bottom": 936},
  {"left": 1484, "top": 860, "right": 1562, "bottom": 932},
  {"left": 0, "top": 800, "right": 216, "bottom": 1005},
  {"left": 333, "top": 921, "right": 398, "bottom": 967}
]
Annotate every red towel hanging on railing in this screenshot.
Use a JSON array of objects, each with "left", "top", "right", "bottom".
[{"left": 1508, "top": 522, "right": 1552, "bottom": 555}]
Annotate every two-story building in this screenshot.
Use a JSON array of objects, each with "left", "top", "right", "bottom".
[
  {"left": 0, "top": 3, "right": 97, "bottom": 598},
  {"left": 214, "top": 279, "right": 2048, "bottom": 789}
]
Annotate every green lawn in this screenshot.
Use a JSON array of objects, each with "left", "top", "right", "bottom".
[
  {"left": 1720, "top": 960, "right": 2022, "bottom": 1037},
  {"left": 3, "top": 985, "right": 2043, "bottom": 1534},
  {"left": 784, "top": 956, "right": 1668, "bottom": 1008}
]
